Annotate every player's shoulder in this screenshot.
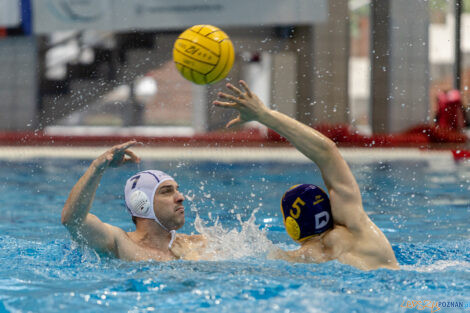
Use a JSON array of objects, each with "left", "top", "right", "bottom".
[
  {"left": 110, "top": 227, "right": 145, "bottom": 258},
  {"left": 105, "top": 223, "right": 132, "bottom": 246},
  {"left": 349, "top": 218, "right": 395, "bottom": 255}
]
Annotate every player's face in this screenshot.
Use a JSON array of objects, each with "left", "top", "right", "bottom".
[{"left": 153, "top": 180, "right": 185, "bottom": 230}]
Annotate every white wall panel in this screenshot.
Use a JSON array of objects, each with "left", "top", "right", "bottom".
[{"left": 33, "top": 0, "right": 327, "bottom": 34}]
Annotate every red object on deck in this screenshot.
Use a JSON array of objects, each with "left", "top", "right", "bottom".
[
  {"left": 452, "top": 149, "right": 470, "bottom": 161},
  {"left": 0, "top": 128, "right": 270, "bottom": 147},
  {"left": 0, "top": 124, "right": 466, "bottom": 147},
  {"left": 436, "top": 89, "right": 466, "bottom": 131}
]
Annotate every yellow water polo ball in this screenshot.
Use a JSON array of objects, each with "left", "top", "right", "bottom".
[{"left": 173, "top": 25, "right": 235, "bottom": 85}]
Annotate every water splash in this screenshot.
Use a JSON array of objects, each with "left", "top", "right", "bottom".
[
  {"left": 193, "top": 208, "right": 277, "bottom": 260},
  {"left": 402, "top": 260, "right": 470, "bottom": 273}
]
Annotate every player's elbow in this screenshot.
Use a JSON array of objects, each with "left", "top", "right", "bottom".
[
  {"left": 61, "top": 209, "right": 70, "bottom": 226},
  {"left": 318, "top": 139, "right": 340, "bottom": 163},
  {"left": 61, "top": 206, "right": 76, "bottom": 226},
  {"left": 324, "top": 138, "right": 339, "bottom": 153}
]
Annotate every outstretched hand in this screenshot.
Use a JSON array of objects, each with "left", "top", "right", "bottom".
[
  {"left": 213, "top": 80, "right": 270, "bottom": 128},
  {"left": 93, "top": 140, "right": 142, "bottom": 171}
]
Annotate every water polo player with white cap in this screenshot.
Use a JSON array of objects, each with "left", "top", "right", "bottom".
[
  {"left": 215, "top": 80, "right": 399, "bottom": 270},
  {"left": 61, "top": 141, "right": 205, "bottom": 262},
  {"left": 124, "top": 170, "right": 181, "bottom": 248}
]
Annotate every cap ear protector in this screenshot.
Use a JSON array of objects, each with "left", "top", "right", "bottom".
[
  {"left": 128, "top": 190, "right": 151, "bottom": 215},
  {"left": 281, "top": 184, "right": 333, "bottom": 241}
]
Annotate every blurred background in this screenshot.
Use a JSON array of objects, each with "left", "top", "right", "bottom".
[{"left": 0, "top": 0, "right": 469, "bottom": 143}]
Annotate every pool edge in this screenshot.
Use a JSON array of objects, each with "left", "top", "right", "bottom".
[{"left": 0, "top": 146, "right": 457, "bottom": 163}]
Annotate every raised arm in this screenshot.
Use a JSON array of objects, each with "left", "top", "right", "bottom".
[
  {"left": 61, "top": 141, "right": 140, "bottom": 253},
  {"left": 214, "top": 81, "right": 367, "bottom": 232}
]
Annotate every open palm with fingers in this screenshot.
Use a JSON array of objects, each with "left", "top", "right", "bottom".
[
  {"left": 94, "top": 140, "right": 142, "bottom": 171},
  {"left": 213, "top": 80, "right": 271, "bottom": 128}
]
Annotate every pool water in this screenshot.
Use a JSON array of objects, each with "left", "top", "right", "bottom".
[{"left": 0, "top": 156, "right": 469, "bottom": 312}]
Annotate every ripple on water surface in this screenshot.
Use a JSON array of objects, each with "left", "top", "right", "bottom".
[{"left": 0, "top": 159, "right": 469, "bottom": 312}]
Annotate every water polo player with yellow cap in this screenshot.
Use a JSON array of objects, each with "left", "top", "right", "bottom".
[{"left": 215, "top": 80, "right": 399, "bottom": 271}]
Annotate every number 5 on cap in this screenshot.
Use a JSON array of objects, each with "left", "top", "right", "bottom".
[{"left": 290, "top": 197, "right": 305, "bottom": 219}]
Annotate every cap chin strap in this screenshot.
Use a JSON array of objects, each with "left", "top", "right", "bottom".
[
  {"left": 153, "top": 217, "right": 176, "bottom": 249},
  {"left": 168, "top": 230, "right": 176, "bottom": 249}
]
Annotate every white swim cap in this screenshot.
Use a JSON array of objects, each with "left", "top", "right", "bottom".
[{"left": 124, "top": 170, "right": 176, "bottom": 247}]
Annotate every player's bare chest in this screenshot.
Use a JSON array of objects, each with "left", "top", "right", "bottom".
[{"left": 116, "top": 235, "right": 176, "bottom": 261}]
